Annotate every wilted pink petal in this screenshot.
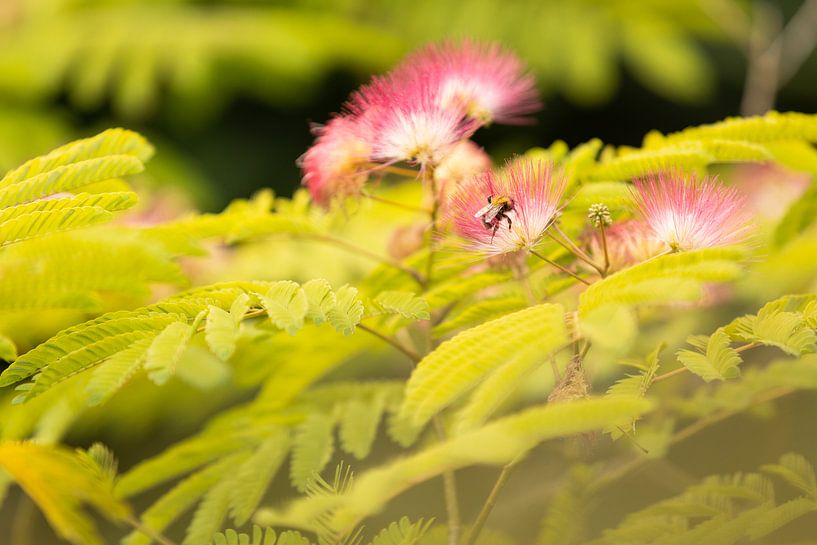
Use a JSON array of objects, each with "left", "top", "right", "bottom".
[{"left": 632, "top": 172, "right": 752, "bottom": 251}]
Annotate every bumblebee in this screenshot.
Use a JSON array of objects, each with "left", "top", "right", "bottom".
[{"left": 474, "top": 195, "right": 515, "bottom": 241}]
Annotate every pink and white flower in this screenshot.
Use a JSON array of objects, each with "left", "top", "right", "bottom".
[
  {"left": 394, "top": 39, "right": 541, "bottom": 124},
  {"left": 586, "top": 220, "right": 666, "bottom": 272},
  {"left": 435, "top": 140, "right": 492, "bottom": 188},
  {"left": 448, "top": 159, "right": 565, "bottom": 256},
  {"left": 346, "top": 74, "right": 477, "bottom": 168},
  {"left": 299, "top": 116, "right": 372, "bottom": 206},
  {"left": 632, "top": 172, "right": 752, "bottom": 251}
]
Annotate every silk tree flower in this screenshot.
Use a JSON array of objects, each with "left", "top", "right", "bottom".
[
  {"left": 395, "top": 39, "right": 541, "bottom": 124},
  {"left": 299, "top": 116, "right": 372, "bottom": 207},
  {"left": 448, "top": 159, "right": 565, "bottom": 256},
  {"left": 632, "top": 172, "right": 752, "bottom": 251},
  {"left": 586, "top": 220, "right": 666, "bottom": 272},
  {"left": 346, "top": 73, "right": 478, "bottom": 168}
]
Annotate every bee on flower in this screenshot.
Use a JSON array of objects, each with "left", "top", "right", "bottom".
[
  {"left": 448, "top": 159, "right": 566, "bottom": 256},
  {"left": 632, "top": 171, "right": 752, "bottom": 251}
]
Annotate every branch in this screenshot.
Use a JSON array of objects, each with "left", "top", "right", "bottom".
[{"left": 357, "top": 323, "right": 422, "bottom": 364}]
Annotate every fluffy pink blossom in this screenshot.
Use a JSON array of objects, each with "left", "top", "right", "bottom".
[
  {"left": 586, "top": 220, "right": 666, "bottom": 272},
  {"left": 299, "top": 116, "right": 372, "bottom": 206},
  {"left": 395, "top": 39, "right": 541, "bottom": 124},
  {"left": 346, "top": 74, "right": 477, "bottom": 167},
  {"left": 632, "top": 172, "right": 752, "bottom": 251},
  {"left": 448, "top": 159, "right": 565, "bottom": 256}
]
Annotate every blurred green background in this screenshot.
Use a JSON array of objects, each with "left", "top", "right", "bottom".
[{"left": 1, "top": 0, "right": 816, "bottom": 212}]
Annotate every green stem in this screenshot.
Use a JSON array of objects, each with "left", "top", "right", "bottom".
[
  {"left": 361, "top": 190, "right": 431, "bottom": 214},
  {"left": 424, "top": 165, "right": 439, "bottom": 285},
  {"left": 357, "top": 323, "right": 422, "bottom": 364},
  {"left": 125, "top": 516, "right": 178, "bottom": 545},
  {"left": 599, "top": 224, "right": 610, "bottom": 276},
  {"left": 308, "top": 233, "right": 426, "bottom": 288},
  {"left": 462, "top": 457, "right": 521, "bottom": 545},
  {"left": 530, "top": 250, "right": 591, "bottom": 285},
  {"left": 651, "top": 341, "right": 762, "bottom": 383},
  {"left": 433, "top": 418, "right": 462, "bottom": 545},
  {"left": 549, "top": 225, "right": 604, "bottom": 274}
]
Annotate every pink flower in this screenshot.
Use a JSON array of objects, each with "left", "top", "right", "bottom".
[
  {"left": 632, "top": 172, "right": 752, "bottom": 251},
  {"left": 448, "top": 159, "right": 565, "bottom": 256},
  {"left": 346, "top": 74, "right": 477, "bottom": 167},
  {"left": 299, "top": 116, "right": 372, "bottom": 206},
  {"left": 586, "top": 220, "right": 666, "bottom": 272},
  {"left": 395, "top": 39, "right": 541, "bottom": 124},
  {"left": 435, "top": 140, "right": 492, "bottom": 188}
]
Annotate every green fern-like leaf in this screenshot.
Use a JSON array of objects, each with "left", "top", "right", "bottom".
[
  {"left": 184, "top": 470, "right": 236, "bottom": 545},
  {"left": 0, "top": 155, "right": 144, "bottom": 208},
  {"left": 367, "top": 291, "right": 430, "bottom": 321},
  {"left": 212, "top": 525, "right": 315, "bottom": 545},
  {"left": 586, "top": 147, "right": 712, "bottom": 181},
  {"left": 259, "top": 397, "right": 652, "bottom": 534},
  {"left": 400, "top": 303, "right": 568, "bottom": 428},
  {"left": 368, "top": 517, "right": 433, "bottom": 545},
  {"left": 677, "top": 329, "right": 741, "bottom": 382},
  {"left": 0, "top": 441, "right": 130, "bottom": 545},
  {"left": 303, "top": 279, "right": 337, "bottom": 326},
  {"left": 205, "top": 305, "right": 242, "bottom": 361},
  {"left": 432, "top": 295, "right": 527, "bottom": 337},
  {"left": 0, "top": 191, "right": 137, "bottom": 246},
  {"left": 122, "top": 458, "right": 239, "bottom": 545},
  {"left": 745, "top": 497, "right": 817, "bottom": 540},
  {"left": 0, "top": 334, "right": 17, "bottom": 361},
  {"left": 339, "top": 396, "right": 386, "bottom": 460},
  {"left": 761, "top": 453, "right": 817, "bottom": 499},
  {"left": 229, "top": 432, "right": 291, "bottom": 526},
  {"left": 327, "top": 285, "right": 365, "bottom": 336},
  {"left": 727, "top": 305, "right": 817, "bottom": 356},
  {"left": 85, "top": 337, "right": 153, "bottom": 406},
  {"left": 579, "top": 247, "right": 745, "bottom": 316},
  {"left": 774, "top": 179, "right": 817, "bottom": 247},
  {"left": 537, "top": 465, "right": 594, "bottom": 545},
  {"left": 649, "top": 111, "right": 817, "bottom": 145},
  {"left": 145, "top": 318, "right": 199, "bottom": 385},
  {"left": 290, "top": 412, "right": 337, "bottom": 492},
  {"left": 259, "top": 281, "right": 309, "bottom": 336}
]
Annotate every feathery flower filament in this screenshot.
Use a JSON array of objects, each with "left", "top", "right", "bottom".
[
  {"left": 395, "top": 39, "right": 541, "bottom": 125},
  {"left": 448, "top": 159, "right": 565, "bottom": 256},
  {"left": 346, "top": 74, "right": 477, "bottom": 168},
  {"left": 300, "top": 116, "right": 372, "bottom": 207},
  {"left": 632, "top": 172, "right": 752, "bottom": 251}
]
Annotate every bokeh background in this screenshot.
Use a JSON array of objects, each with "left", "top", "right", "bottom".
[
  {"left": 1, "top": 1, "right": 817, "bottom": 543},
  {"left": 2, "top": 0, "right": 816, "bottom": 212}
]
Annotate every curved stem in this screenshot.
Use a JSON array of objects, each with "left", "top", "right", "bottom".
[
  {"left": 652, "top": 341, "right": 762, "bottom": 383},
  {"left": 424, "top": 166, "right": 440, "bottom": 285},
  {"left": 433, "top": 418, "right": 462, "bottom": 545},
  {"left": 599, "top": 224, "right": 610, "bottom": 276},
  {"left": 462, "top": 457, "right": 521, "bottom": 545},
  {"left": 361, "top": 191, "right": 431, "bottom": 214},
  {"left": 357, "top": 323, "right": 421, "bottom": 364},
  {"left": 549, "top": 225, "right": 604, "bottom": 274},
  {"left": 530, "top": 250, "right": 591, "bottom": 285},
  {"left": 125, "top": 516, "right": 178, "bottom": 545},
  {"left": 307, "top": 234, "right": 426, "bottom": 288}
]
